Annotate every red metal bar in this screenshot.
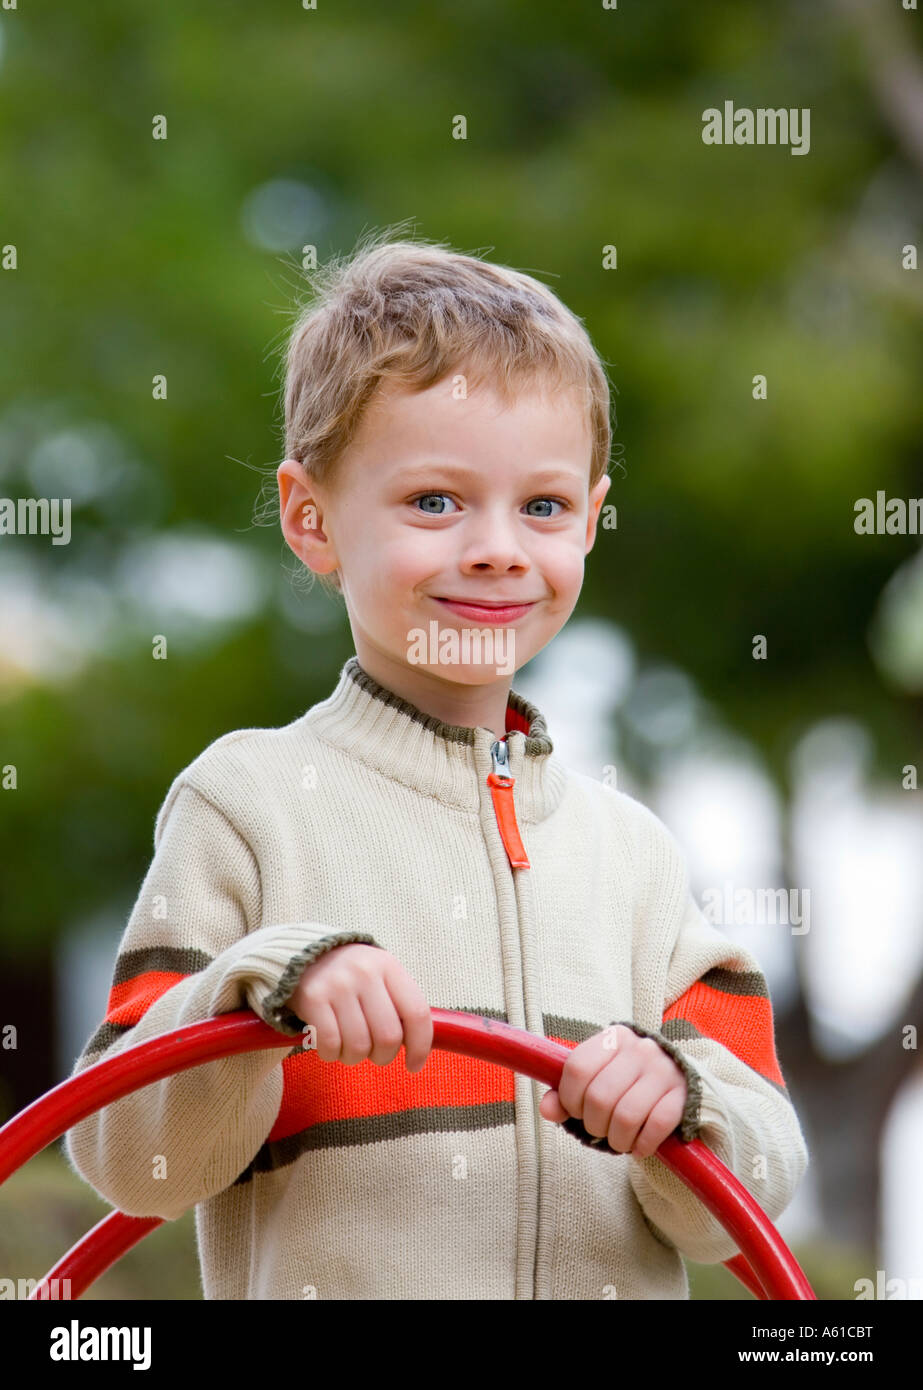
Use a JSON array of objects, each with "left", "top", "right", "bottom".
[
  {"left": 30, "top": 1211, "right": 163, "bottom": 1301},
  {"left": 723, "top": 1253, "right": 768, "bottom": 1301},
  {"left": 0, "top": 1008, "right": 814, "bottom": 1300},
  {"left": 0, "top": 1013, "right": 280, "bottom": 1185}
]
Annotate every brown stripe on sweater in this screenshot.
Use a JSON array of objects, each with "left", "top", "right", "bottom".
[
  {"left": 112, "top": 946, "right": 213, "bottom": 984},
  {"left": 80, "top": 1019, "right": 133, "bottom": 1059},
  {"left": 542, "top": 1013, "right": 612, "bottom": 1044},
  {"left": 697, "top": 967, "right": 768, "bottom": 998},
  {"left": 232, "top": 1100, "right": 517, "bottom": 1182}
]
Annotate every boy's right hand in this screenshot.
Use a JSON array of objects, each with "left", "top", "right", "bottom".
[{"left": 285, "top": 943, "right": 434, "bottom": 1073}]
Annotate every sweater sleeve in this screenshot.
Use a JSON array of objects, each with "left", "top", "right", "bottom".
[
  {"left": 63, "top": 778, "right": 383, "bottom": 1222},
  {"left": 607, "top": 810, "right": 809, "bottom": 1265}
]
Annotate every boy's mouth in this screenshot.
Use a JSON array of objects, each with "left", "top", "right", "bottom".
[{"left": 433, "top": 596, "right": 537, "bottom": 623}]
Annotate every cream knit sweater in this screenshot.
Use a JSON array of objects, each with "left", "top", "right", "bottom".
[{"left": 65, "top": 655, "right": 809, "bottom": 1299}]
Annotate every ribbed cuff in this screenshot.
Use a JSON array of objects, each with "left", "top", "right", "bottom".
[
  {"left": 608, "top": 1020, "right": 703, "bottom": 1144},
  {"left": 255, "top": 934, "right": 384, "bottom": 1037},
  {"left": 559, "top": 1020, "right": 704, "bottom": 1154}
]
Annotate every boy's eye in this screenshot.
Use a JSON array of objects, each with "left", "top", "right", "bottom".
[
  {"left": 410, "top": 493, "right": 568, "bottom": 517},
  {"left": 412, "top": 492, "right": 459, "bottom": 515},
  {"left": 525, "top": 498, "right": 568, "bottom": 518}
]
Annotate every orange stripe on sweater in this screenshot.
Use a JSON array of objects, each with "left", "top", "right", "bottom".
[
  {"left": 106, "top": 971, "right": 187, "bottom": 1027},
  {"left": 270, "top": 1034, "right": 581, "bottom": 1142},
  {"left": 663, "top": 980, "right": 784, "bottom": 1088}
]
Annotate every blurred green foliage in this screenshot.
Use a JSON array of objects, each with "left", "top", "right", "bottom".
[{"left": 1, "top": 1, "right": 921, "bottom": 956}]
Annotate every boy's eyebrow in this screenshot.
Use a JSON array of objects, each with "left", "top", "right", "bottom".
[{"left": 395, "top": 462, "right": 587, "bottom": 486}]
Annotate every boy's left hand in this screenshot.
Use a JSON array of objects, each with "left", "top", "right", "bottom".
[{"left": 539, "top": 1024, "right": 687, "bottom": 1159}]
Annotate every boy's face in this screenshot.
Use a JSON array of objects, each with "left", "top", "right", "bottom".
[{"left": 278, "top": 371, "right": 611, "bottom": 722}]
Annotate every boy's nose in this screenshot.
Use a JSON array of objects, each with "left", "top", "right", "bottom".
[{"left": 461, "top": 528, "right": 532, "bottom": 571}]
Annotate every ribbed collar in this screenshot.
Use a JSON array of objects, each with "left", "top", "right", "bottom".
[{"left": 301, "top": 655, "right": 566, "bottom": 823}]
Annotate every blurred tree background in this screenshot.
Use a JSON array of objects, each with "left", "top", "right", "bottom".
[{"left": 1, "top": 0, "right": 922, "bottom": 1299}]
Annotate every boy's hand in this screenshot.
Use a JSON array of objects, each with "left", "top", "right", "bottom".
[
  {"left": 286, "top": 943, "right": 434, "bottom": 1072},
  {"left": 539, "top": 1024, "right": 687, "bottom": 1159}
]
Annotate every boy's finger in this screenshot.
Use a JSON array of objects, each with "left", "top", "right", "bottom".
[
  {"left": 540, "top": 1089, "right": 568, "bottom": 1121},
  {"left": 387, "top": 970, "right": 433, "bottom": 1071}
]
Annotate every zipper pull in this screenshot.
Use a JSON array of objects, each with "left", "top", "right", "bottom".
[{"left": 488, "top": 738, "right": 530, "bottom": 869}]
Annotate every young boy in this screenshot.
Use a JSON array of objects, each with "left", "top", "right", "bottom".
[{"left": 65, "top": 234, "right": 809, "bottom": 1300}]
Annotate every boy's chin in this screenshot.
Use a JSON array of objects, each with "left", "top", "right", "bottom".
[{"left": 411, "top": 663, "right": 515, "bottom": 686}]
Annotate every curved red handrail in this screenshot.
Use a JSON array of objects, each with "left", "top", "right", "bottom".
[{"left": 0, "top": 1009, "right": 815, "bottom": 1300}]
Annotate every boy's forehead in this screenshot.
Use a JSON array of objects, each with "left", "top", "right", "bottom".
[
  {"left": 336, "top": 374, "right": 594, "bottom": 492},
  {"left": 364, "top": 374, "right": 591, "bottom": 444}
]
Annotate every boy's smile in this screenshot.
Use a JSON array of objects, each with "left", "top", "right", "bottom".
[
  {"left": 432, "top": 596, "right": 538, "bottom": 622},
  {"left": 278, "top": 370, "right": 611, "bottom": 736}
]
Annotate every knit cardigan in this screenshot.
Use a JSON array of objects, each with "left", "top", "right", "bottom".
[{"left": 64, "top": 655, "right": 809, "bottom": 1300}]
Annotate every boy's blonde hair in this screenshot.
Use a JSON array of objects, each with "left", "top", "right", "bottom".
[{"left": 259, "top": 227, "right": 614, "bottom": 599}]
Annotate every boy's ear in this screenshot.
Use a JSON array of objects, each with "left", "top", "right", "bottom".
[
  {"left": 594, "top": 474, "right": 612, "bottom": 509},
  {"left": 276, "top": 459, "right": 340, "bottom": 579},
  {"left": 277, "top": 460, "right": 311, "bottom": 519},
  {"left": 585, "top": 474, "right": 612, "bottom": 548}
]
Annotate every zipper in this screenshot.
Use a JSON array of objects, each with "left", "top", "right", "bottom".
[
  {"left": 488, "top": 730, "right": 537, "bottom": 1300},
  {"left": 488, "top": 737, "right": 530, "bottom": 869}
]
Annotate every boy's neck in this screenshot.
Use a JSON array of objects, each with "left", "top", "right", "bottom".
[{"left": 351, "top": 644, "right": 514, "bottom": 739}]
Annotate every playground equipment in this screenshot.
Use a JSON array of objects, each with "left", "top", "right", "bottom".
[{"left": 0, "top": 1008, "right": 815, "bottom": 1300}]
